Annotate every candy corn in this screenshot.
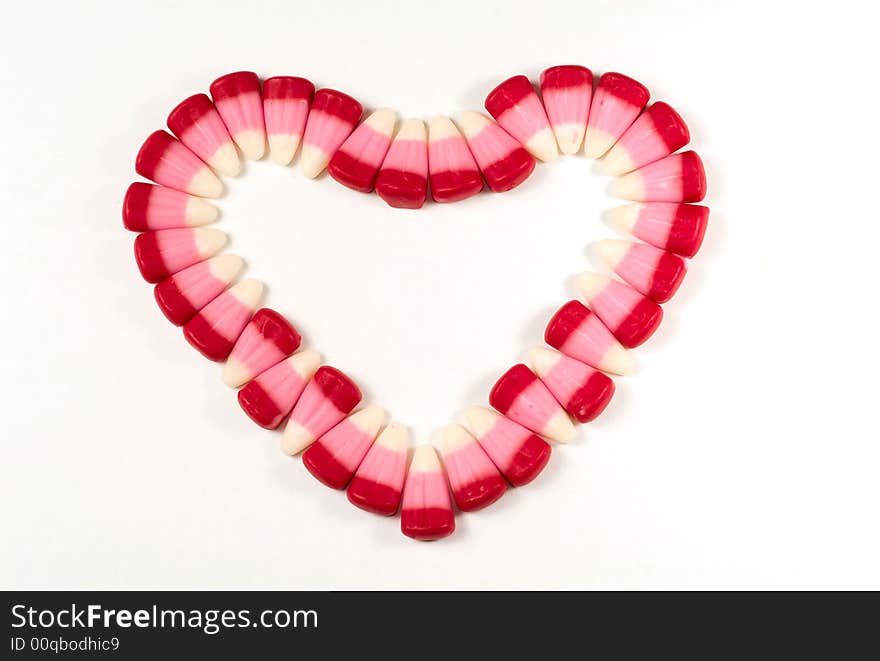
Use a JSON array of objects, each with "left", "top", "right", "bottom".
[
  {"left": 281, "top": 366, "right": 361, "bottom": 455},
  {"left": 544, "top": 300, "right": 635, "bottom": 375},
  {"left": 439, "top": 424, "right": 507, "bottom": 512},
  {"left": 222, "top": 308, "right": 302, "bottom": 388},
  {"left": 400, "top": 445, "right": 455, "bottom": 541},
  {"left": 135, "top": 130, "right": 222, "bottom": 198},
  {"left": 154, "top": 254, "right": 243, "bottom": 326},
  {"left": 595, "top": 240, "right": 687, "bottom": 303},
  {"left": 347, "top": 423, "right": 409, "bottom": 515},
  {"left": 489, "top": 364, "right": 575, "bottom": 443},
  {"left": 609, "top": 151, "right": 706, "bottom": 202},
  {"left": 484, "top": 75, "right": 558, "bottom": 162},
  {"left": 464, "top": 406, "right": 551, "bottom": 486},
  {"left": 575, "top": 272, "right": 663, "bottom": 348},
  {"left": 166, "top": 93, "right": 241, "bottom": 177},
  {"left": 262, "top": 76, "right": 315, "bottom": 165},
  {"left": 427, "top": 116, "right": 483, "bottom": 203},
  {"left": 328, "top": 108, "right": 396, "bottom": 192},
  {"left": 599, "top": 102, "right": 690, "bottom": 175},
  {"left": 133, "top": 227, "right": 226, "bottom": 283},
  {"left": 237, "top": 350, "right": 321, "bottom": 429},
  {"left": 209, "top": 71, "right": 265, "bottom": 160},
  {"left": 539, "top": 65, "right": 593, "bottom": 155},
  {"left": 375, "top": 118, "right": 428, "bottom": 208},
  {"left": 182, "top": 279, "right": 263, "bottom": 361},
  {"left": 303, "top": 405, "right": 384, "bottom": 489},
  {"left": 527, "top": 347, "right": 615, "bottom": 423},
  {"left": 608, "top": 202, "right": 708, "bottom": 258},
  {"left": 456, "top": 111, "right": 535, "bottom": 192},
  {"left": 300, "top": 89, "right": 363, "bottom": 178},
  {"left": 123, "top": 183, "right": 218, "bottom": 231},
  {"left": 583, "top": 72, "right": 649, "bottom": 159}
]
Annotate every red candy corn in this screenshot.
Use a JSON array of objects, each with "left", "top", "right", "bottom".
[
  {"left": 485, "top": 74, "right": 558, "bottom": 162},
  {"left": 375, "top": 119, "right": 428, "bottom": 209},
  {"left": 300, "top": 89, "right": 363, "bottom": 178},
  {"left": 133, "top": 227, "right": 226, "bottom": 283},
  {"left": 135, "top": 130, "right": 223, "bottom": 198},
  {"left": 166, "top": 93, "right": 240, "bottom": 177},
  {"left": 209, "top": 71, "right": 265, "bottom": 160},
  {"left": 464, "top": 406, "right": 551, "bottom": 487},
  {"left": 584, "top": 72, "right": 650, "bottom": 159},
  {"left": 237, "top": 350, "right": 321, "bottom": 429},
  {"left": 303, "top": 405, "right": 384, "bottom": 489},
  {"left": 262, "top": 76, "right": 315, "bottom": 165},
  {"left": 281, "top": 366, "right": 362, "bottom": 455},
  {"left": 439, "top": 424, "right": 507, "bottom": 512},
  {"left": 154, "top": 254, "right": 243, "bottom": 326},
  {"left": 123, "top": 183, "right": 218, "bottom": 232},
  {"left": 544, "top": 300, "right": 635, "bottom": 375},
  {"left": 400, "top": 446, "right": 455, "bottom": 541},
  {"left": 600, "top": 102, "right": 690, "bottom": 175},
  {"left": 528, "top": 347, "right": 615, "bottom": 423},
  {"left": 539, "top": 65, "right": 593, "bottom": 155},
  {"left": 610, "top": 150, "right": 706, "bottom": 203},
  {"left": 490, "top": 364, "right": 575, "bottom": 443},
  {"left": 596, "top": 240, "right": 687, "bottom": 303},
  {"left": 183, "top": 279, "right": 263, "bottom": 361},
  {"left": 608, "top": 202, "right": 709, "bottom": 258},
  {"left": 456, "top": 110, "right": 535, "bottom": 192},
  {"left": 328, "top": 108, "right": 396, "bottom": 192},
  {"left": 575, "top": 272, "right": 663, "bottom": 348},
  {"left": 222, "top": 308, "right": 301, "bottom": 388},
  {"left": 427, "top": 116, "right": 483, "bottom": 203},
  {"left": 347, "top": 423, "right": 409, "bottom": 515}
]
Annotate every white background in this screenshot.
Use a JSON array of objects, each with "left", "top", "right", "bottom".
[{"left": 1, "top": 0, "right": 878, "bottom": 589}]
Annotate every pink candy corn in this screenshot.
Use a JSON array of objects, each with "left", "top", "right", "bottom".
[
  {"left": 209, "top": 71, "right": 265, "bottom": 160},
  {"left": 528, "top": 347, "right": 615, "bottom": 423},
  {"left": 281, "top": 366, "right": 362, "bottom": 455},
  {"left": 608, "top": 202, "right": 708, "bottom": 258},
  {"left": 303, "top": 405, "right": 385, "bottom": 489},
  {"left": 237, "top": 350, "right": 321, "bottom": 429},
  {"left": 456, "top": 110, "right": 535, "bottom": 193},
  {"left": 544, "top": 300, "right": 635, "bottom": 375},
  {"left": 439, "top": 424, "right": 507, "bottom": 512},
  {"left": 596, "top": 240, "right": 687, "bottom": 303},
  {"left": 347, "top": 423, "right": 409, "bottom": 515},
  {"left": 154, "top": 254, "right": 243, "bottom": 326},
  {"left": 576, "top": 272, "right": 663, "bottom": 348},
  {"left": 300, "top": 89, "right": 363, "bottom": 179},
  {"left": 183, "top": 279, "right": 264, "bottom": 362},
  {"left": 464, "top": 406, "right": 551, "bottom": 487},
  {"left": 427, "top": 116, "right": 483, "bottom": 203},
  {"left": 600, "top": 102, "right": 690, "bottom": 175},
  {"left": 135, "top": 130, "right": 223, "bottom": 198},
  {"left": 489, "top": 364, "right": 575, "bottom": 443},
  {"left": 133, "top": 227, "right": 226, "bottom": 283},
  {"left": 222, "top": 308, "right": 302, "bottom": 388},
  {"left": 375, "top": 118, "right": 428, "bottom": 209},
  {"left": 123, "top": 183, "right": 218, "bottom": 232},
  {"left": 401, "top": 445, "right": 455, "bottom": 541},
  {"left": 328, "top": 108, "right": 396, "bottom": 192},
  {"left": 167, "top": 93, "right": 241, "bottom": 177},
  {"left": 610, "top": 151, "right": 706, "bottom": 203},
  {"left": 485, "top": 75, "right": 558, "bottom": 162},
  {"left": 539, "top": 65, "right": 593, "bottom": 155},
  {"left": 583, "top": 72, "right": 649, "bottom": 159},
  {"left": 262, "top": 76, "right": 315, "bottom": 165}
]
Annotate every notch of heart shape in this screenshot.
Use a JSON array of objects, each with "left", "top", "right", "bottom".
[{"left": 122, "top": 66, "right": 709, "bottom": 542}]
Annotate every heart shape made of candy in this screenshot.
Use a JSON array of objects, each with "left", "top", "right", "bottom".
[{"left": 123, "top": 67, "right": 709, "bottom": 542}]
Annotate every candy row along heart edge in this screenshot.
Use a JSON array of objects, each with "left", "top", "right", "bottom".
[{"left": 122, "top": 66, "right": 709, "bottom": 541}]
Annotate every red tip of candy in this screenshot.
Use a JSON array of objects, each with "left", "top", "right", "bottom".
[
  {"left": 670, "top": 205, "right": 709, "bottom": 257},
  {"left": 153, "top": 276, "right": 198, "bottom": 326},
  {"left": 302, "top": 442, "right": 353, "bottom": 490},
  {"left": 347, "top": 477, "right": 402, "bottom": 516},
  {"left": 237, "top": 380, "right": 285, "bottom": 430},
  {"left": 429, "top": 170, "right": 484, "bottom": 203},
  {"left": 209, "top": 71, "right": 261, "bottom": 101},
  {"left": 679, "top": 151, "right": 707, "bottom": 202},
  {"left": 568, "top": 371, "right": 616, "bottom": 422},
  {"left": 505, "top": 432, "right": 553, "bottom": 486},
  {"left": 248, "top": 308, "right": 302, "bottom": 356},
  {"left": 540, "top": 64, "right": 593, "bottom": 89},
  {"left": 597, "top": 72, "right": 650, "bottom": 107},
  {"left": 327, "top": 150, "right": 381, "bottom": 193},
  {"left": 484, "top": 75, "right": 535, "bottom": 116},
  {"left": 544, "top": 300, "right": 591, "bottom": 351},
  {"left": 649, "top": 252, "right": 688, "bottom": 303},
  {"left": 615, "top": 297, "right": 664, "bottom": 348},
  {"left": 312, "top": 366, "right": 362, "bottom": 414},
  {"left": 489, "top": 364, "right": 538, "bottom": 415},
  {"left": 122, "top": 182, "right": 152, "bottom": 231},
  {"left": 135, "top": 130, "right": 176, "bottom": 181},
  {"left": 454, "top": 474, "right": 508, "bottom": 512},
  {"left": 483, "top": 147, "right": 535, "bottom": 193},
  {"left": 311, "top": 89, "right": 363, "bottom": 124},
  {"left": 401, "top": 507, "right": 455, "bottom": 542},
  {"left": 167, "top": 94, "right": 216, "bottom": 135},
  {"left": 375, "top": 170, "right": 428, "bottom": 209},
  {"left": 262, "top": 76, "right": 315, "bottom": 102},
  {"left": 645, "top": 102, "right": 690, "bottom": 152}
]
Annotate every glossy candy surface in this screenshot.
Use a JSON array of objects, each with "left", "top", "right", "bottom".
[
  {"left": 136, "top": 130, "right": 223, "bottom": 198},
  {"left": 584, "top": 72, "right": 649, "bottom": 159},
  {"left": 182, "top": 279, "right": 263, "bottom": 361},
  {"left": 167, "top": 93, "right": 241, "bottom": 176},
  {"left": 347, "top": 423, "right": 409, "bottom": 515},
  {"left": 328, "top": 108, "right": 396, "bottom": 192},
  {"left": 427, "top": 116, "right": 483, "bottom": 203},
  {"left": 134, "top": 228, "right": 226, "bottom": 283},
  {"left": 528, "top": 347, "right": 615, "bottom": 423},
  {"left": 237, "top": 350, "right": 321, "bottom": 429},
  {"left": 262, "top": 76, "right": 315, "bottom": 165},
  {"left": 439, "top": 424, "right": 507, "bottom": 512},
  {"left": 375, "top": 119, "right": 428, "bottom": 208},
  {"left": 608, "top": 202, "right": 708, "bottom": 258},
  {"left": 300, "top": 89, "right": 363, "bottom": 178},
  {"left": 456, "top": 111, "right": 535, "bottom": 192},
  {"left": 544, "top": 300, "right": 635, "bottom": 374},
  {"left": 539, "top": 65, "right": 593, "bottom": 155},
  {"left": 303, "top": 405, "right": 385, "bottom": 489},
  {"left": 596, "top": 240, "right": 687, "bottom": 303},
  {"left": 154, "top": 254, "right": 243, "bottom": 326},
  {"left": 599, "top": 102, "right": 689, "bottom": 175},
  {"left": 485, "top": 75, "right": 558, "bottom": 162},
  {"left": 490, "top": 364, "right": 575, "bottom": 443},
  {"left": 209, "top": 71, "right": 266, "bottom": 160},
  {"left": 123, "top": 183, "right": 218, "bottom": 231},
  {"left": 610, "top": 151, "right": 706, "bottom": 203},
  {"left": 222, "top": 308, "right": 301, "bottom": 388},
  {"left": 575, "top": 272, "right": 664, "bottom": 348},
  {"left": 464, "top": 406, "right": 551, "bottom": 487},
  {"left": 400, "top": 445, "right": 455, "bottom": 541}
]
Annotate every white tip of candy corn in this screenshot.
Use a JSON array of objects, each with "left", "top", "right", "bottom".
[
  {"left": 600, "top": 342, "right": 636, "bottom": 376},
  {"left": 288, "top": 349, "right": 322, "bottom": 380},
  {"left": 396, "top": 117, "right": 426, "bottom": 141},
  {"left": 410, "top": 444, "right": 442, "bottom": 472},
  {"left": 210, "top": 142, "right": 242, "bottom": 177},
  {"left": 208, "top": 253, "right": 245, "bottom": 282},
  {"left": 437, "top": 424, "right": 474, "bottom": 454},
  {"left": 300, "top": 145, "right": 328, "bottom": 179},
  {"left": 544, "top": 409, "right": 576, "bottom": 444},
  {"left": 349, "top": 404, "right": 386, "bottom": 435},
  {"left": 455, "top": 110, "right": 492, "bottom": 138},
  {"left": 463, "top": 405, "right": 495, "bottom": 437},
  {"left": 268, "top": 134, "right": 300, "bottom": 166},
  {"left": 553, "top": 123, "right": 586, "bottom": 156},
  {"left": 185, "top": 196, "right": 220, "bottom": 226},
  {"left": 282, "top": 422, "right": 312, "bottom": 455},
  {"left": 605, "top": 203, "right": 642, "bottom": 235},
  {"left": 574, "top": 271, "right": 611, "bottom": 301},
  {"left": 608, "top": 172, "right": 646, "bottom": 201},
  {"left": 526, "top": 346, "right": 562, "bottom": 378},
  {"left": 375, "top": 421, "right": 409, "bottom": 451},
  {"left": 595, "top": 239, "right": 630, "bottom": 270},
  {"left": 364, "top": 107, "right": 397, "bottom": 134},
  {"left": 227, "top": 278, "right": 264, "bottom": 309},
  {"left": 189, "top": 167, "right": 224, "bottom": 199},
  {"left": 193, "top": 228, "right": 228, "bottom": 258},
  {"left": 583, "top": 127, "right": 617, "bottom": 160},
  {"left": 222, "top": 357, "right": 249, "bottom": 389},
  {"left": 597, "top": 148, "right": 635, "bottom": 177},
  {"left": 428, "top": 115, "right": 461, "bottom": 140},
  {"left": 525, "top": 127, "right": 559, "bottom": 163},
  {"left": 234, "top": 130, "right": 265, "bottom": 161}
]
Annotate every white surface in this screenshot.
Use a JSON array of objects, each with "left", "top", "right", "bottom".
[{"left": 0, "top": 0, "right": 878, "bottom": 590}]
